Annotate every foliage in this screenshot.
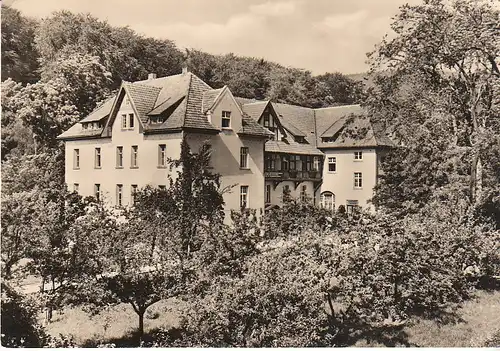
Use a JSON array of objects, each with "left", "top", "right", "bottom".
[
  {"left": 5, "top": 53, "right": 112, "bottom": 152},
  {"left": 1, "top": 282, "right": 49, "bottom": 347},
  {"left": 1, "top": 5, "right": 40, "bottom": 84},
  {"left": 70, "top": 140, "right": 226, "bottom": 343},
  {"left": 1, "top": 152, "right": 65, "bottom": 278},
  {"left": 366, "top": 0, "right": 500, "bottom": 224},
  {"left": 187, "top": 49, "right": 362, "bottom": 108},
  {"left": 35, "top": 11, "right": 184, "bottom": 88}
]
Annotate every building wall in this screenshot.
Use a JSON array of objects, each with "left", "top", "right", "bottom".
[
  {"left": 188, "top": 90, "right": 266, "bottom": 217},
  {"left": 265, "top": 180, "right": 317, "bottom": 206},
  {"left": 65, "top": 96, "right": 183, "bottom": 206},
  {"left": 320, "top": 148, "right": 378, "bottom": 211},
  {"left": 65, "top": 88, "right": 266, "bottom": 217}
]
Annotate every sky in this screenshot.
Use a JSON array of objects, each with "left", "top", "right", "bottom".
[{"left": 9, "top": 0, "right": 421, "bottom": 75}]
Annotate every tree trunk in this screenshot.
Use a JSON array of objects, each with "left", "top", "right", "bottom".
[{"left": 138, "top": 309, "right": 145, "bottom": 345}]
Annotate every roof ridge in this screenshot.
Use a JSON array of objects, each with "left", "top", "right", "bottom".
[
  {"left": 182, "top": 73, "right": 194, "bottom": 127},
  {"left": 314, "top": 104, "right": 361, "bottom": 110}
]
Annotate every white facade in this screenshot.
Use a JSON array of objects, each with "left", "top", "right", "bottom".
[{"left": 320, "top": 148, "right": 378, "bottom": 212}]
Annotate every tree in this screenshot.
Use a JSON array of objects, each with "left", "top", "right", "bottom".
[
  {"left": 366, "top": 0, "right": 500, "bottom": 220},
  {"left": 1, "top": 5, "right": 40, "bottom": 84},
  {"left": 1, "top": 152, "right": 65, "bottom": 278},
  {"left": 316, "top": 72, "right": 365, "bottom": 106},
  {"left": 74, "top": 140, "right": 227, "bottom": 343},
  {"left": 35, "top": 11, "right": 184, "bottom": 88},
  {"left": 1, "top": 282, "right": 49, "bottom": 347},
  {"left": 5, "top": 53, "right": 112, "bottom": 152}
]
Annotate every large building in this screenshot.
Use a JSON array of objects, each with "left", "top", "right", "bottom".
[{"left": 58, "top": 71, "right": 392, "bottom": 216}]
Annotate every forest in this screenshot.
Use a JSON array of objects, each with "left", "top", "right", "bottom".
[{"left": 1, "top": 0, "right": 500, "bottom": 347}]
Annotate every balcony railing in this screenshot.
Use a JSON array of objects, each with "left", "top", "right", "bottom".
[{"left": 264, "top": 170, "right": 322, "bottom": 180}]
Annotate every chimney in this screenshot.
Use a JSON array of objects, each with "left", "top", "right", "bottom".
[
  {"left": 148, "top": 73, "right": 157, "bottom": 80},
  {"left": 182, "top": 66, "right": 188, "bottom": 74}
]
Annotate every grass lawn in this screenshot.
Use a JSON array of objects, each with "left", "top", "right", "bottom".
[
  {"left": 40, "top": 299, "right": 182, "bottom": 347},
  {"left": 354, "top": 289, "right": 500, "bottom": 347},
  {"left": 41, "top": 289, "right": 500, "bottom": 347}
]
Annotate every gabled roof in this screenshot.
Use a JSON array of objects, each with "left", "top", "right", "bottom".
[
  {"left": 202, "top": 88, "right": 224, "bottom": 114},
  {"left": 316, "top": 108, "right": 394, "bottom": 149},
  {"left": 238, "top": 116, "right": 274, "bottom": 138},
  {"left": 124, "top": 83, "right": 162, "bottom": 124},
  {"left": 315, "top": 105, "right": 363, "bottom": 142},
  {"left": 271, "top": 102, "right": 316, "bottom": 145},
  {"left": 184, "top": 74, "right": 219, "bottom": 131},
  {"left": 242, "top": 101, "right": 269, "bottom": 121},
  {"left": 79, "top": 97, "right": 114, "bottom": 123}
]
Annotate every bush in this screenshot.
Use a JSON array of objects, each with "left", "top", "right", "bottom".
[{"left": 1, "top": 282, "right": 49, "bottom": 347}]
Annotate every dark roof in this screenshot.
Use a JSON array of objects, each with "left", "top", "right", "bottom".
[
  {"left": 315, "top": 105, "right": 363, "bottom": 143},
  {"left": 271, "top": 102, "right": 317, "bottom": 145},
  {"left": 316, "top": 109, "right": 394, "bottom": 149},
  {"left": 79, "top": 97, "right": 114, "bottom": 123},
  {"left": 124, "top": 83, "right": 162, "bottom": 124},
  {"left": 57, "top": 124, "right": 104, "bottom": 139},
  {"left": 184, "top": 74, "right": 218, "bottom": 130},
  {"left": 58, "top": 73, "right": 394, "bottom": 147},
  {"left": 242, "top": 101, "right": 269, "bottom": 121},
  {"left": 265, "top": 140, "right": 324, "bottom": 156},
  {"left": 238, "top": 116, "right": 274, "bottom": 138},
  {"left": 202, "top": 88, "right": 224, "bottom": 113}
]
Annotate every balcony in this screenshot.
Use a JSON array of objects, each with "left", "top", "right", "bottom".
[{"left": 264, "top": 170, "right": 321, "bottom": 181}]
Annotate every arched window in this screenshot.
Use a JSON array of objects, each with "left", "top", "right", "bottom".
[{"left": 320, "top": 191, "right": 335, "bottom": 211}]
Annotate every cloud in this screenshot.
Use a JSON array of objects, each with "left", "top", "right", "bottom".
[
  {"left": 318, "top": 10, "right": 368, "bottom": 30},
  {"left": 249, "top": 1, "right": 299, "bottom": 17}
]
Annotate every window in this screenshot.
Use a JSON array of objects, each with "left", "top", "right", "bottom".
[
  {"left": 95, "top": 148, "right": 101, "bottom": 168},
  {"left": 116, "top": 184, "right": 123, "bottom": 207},
  {"left": 116, "top": 146, "right": 123, "bottom": 168},
  {"left": 240, "top": 147, "right": 249, "bottom": 168},
  {"left": 265, "top": 154, "right": 276, "bottom": 171},
  {"left": 304, "top": 156, "right": 313, "bottom": 171},
  {"left": 354, "top": 151, "right": 363, "bottom": 160},
  {"left": 131, "top": 145, "right": 138, "bottom": 168},
  {"left": 265, "top": 184, "right": 271, "bottom": 204},
  {"left": 328, "top": 157, "right": 336, "bottom": 172},
  {"left": 121, "top": 114, "right": 127, "bottom": 129},
  {"left": 94, "top": 184, "right": 101, "bottom": 201},
  {"left": 131, "top": 184, "right": 138, "bottom": 204},
  {"left": 240, "top": 186, "right": 249, "bottom": 208},
  {"left": 129, "top": 113, "right": 134, "bottom": 129},
  {"left": 264, "top": 114, "right": 270, "bottom": 127},
  {"left": 283, "top": 185, "right": 290, "bottom": 202},
  {"left": 281, "top": 155, "right": 289, "bottom": 171},
  {"left": 300, "top": 185, "right": 307, "bottom": 202},
  {"left": 313, "top": 156, "right": 320, "bottom": 171},
  {"left": 222, "top": 111, "right": 231, "bottom": 128},
  {"left": 158, "top": 144, "right": 166, "bottom": 167},
  {"left": 320, "top": 192, "right": 335, "bottom": 211},
  {"left": 73, "top": 149, "right": 80, "bottom": 169},
  {"left": 73, "top": 183, "right": 79, "bottom": 193},
  {"left": 354, "top": 172, "right": 363, "bottom": 188},
  {"left": 346, "top": 200, "right": 359, "bottom": 215},
  {"left": 290, "top": 155, "right": 299, "bottom": 170}
]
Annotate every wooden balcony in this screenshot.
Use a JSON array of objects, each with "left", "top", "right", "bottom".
[{"left": 264, "top": 170, "right": 322, "bottom": 181}]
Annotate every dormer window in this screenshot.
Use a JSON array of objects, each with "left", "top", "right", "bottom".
[
  {"left": 82, "top": 122, "right": 102, "bottom": 130},
  {"left": 222, "top": 111, "right": 231, "bottom": 129},
  {"left": 150, "top": 116, "right": 163, "bottom": 124}
]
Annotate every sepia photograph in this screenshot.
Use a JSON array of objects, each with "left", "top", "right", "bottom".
[{"left": 1, "top": 0, "right": 499, "bottom": 347}]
